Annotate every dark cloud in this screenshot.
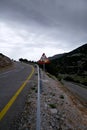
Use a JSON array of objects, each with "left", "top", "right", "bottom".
[
  {"left": 0, "top": 0, "right": 86, "bottom": 27},
  {"left": 0, "top": 0, "right": 87, "bottom": 31}
]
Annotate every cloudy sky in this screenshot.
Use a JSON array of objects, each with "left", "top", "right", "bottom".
[{"left": 0, "top": 0, "right": 87, "bottom": 61}]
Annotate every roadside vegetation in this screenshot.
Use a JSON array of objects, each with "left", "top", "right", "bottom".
[
  {"left": 49, "top": 104, "right": 56, "bottom": 108},
  {"left": 44, "top": 43, "right": 87, "bottom": 86}
]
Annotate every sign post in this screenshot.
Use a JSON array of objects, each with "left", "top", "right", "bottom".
[{"left": 38, "top": 53, "right": 50, "bottom": 77}]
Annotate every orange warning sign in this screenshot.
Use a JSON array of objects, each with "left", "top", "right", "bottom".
[{"left": 38, "top": 53, "right": 50, "bottom": 64}]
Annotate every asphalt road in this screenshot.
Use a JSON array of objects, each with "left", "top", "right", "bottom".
[
  {"left": 62, "top": 80, "right": 87, "bottom": 104},
  {"left": 0, "top": 62, "right": 34, "bottom": 130}
]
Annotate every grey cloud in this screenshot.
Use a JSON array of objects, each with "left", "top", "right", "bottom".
[
  {"left": 0, "top": 0, "right": 87, "bottom": 60},
  {"left": 0, "top": 0, "right": 87, "bottom": 31}
]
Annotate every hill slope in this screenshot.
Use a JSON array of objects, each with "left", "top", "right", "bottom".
[
  {"left": 0, "top": 53, "right": 12, "bottom": 69},
  {"left": 49, "top": 53, "right": 66, "bottom": 60},
  {"left": 46, "top": 43, "right": 87, "bottom": 85}
]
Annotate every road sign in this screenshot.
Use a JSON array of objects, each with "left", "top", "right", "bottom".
[{"left": 38, "top": 53, "right": 50, "bottom": 64}]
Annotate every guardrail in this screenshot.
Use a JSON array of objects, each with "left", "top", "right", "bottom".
[{"left": 36, "top": 65, "right": 41, "bottom": 130}]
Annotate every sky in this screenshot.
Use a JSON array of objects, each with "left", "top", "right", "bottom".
[{"left": 0, "top": 0, "right": 87, "bottom": 61}]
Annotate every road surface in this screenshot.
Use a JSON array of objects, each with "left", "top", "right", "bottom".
[
  {"left": 0, "top": 62, "right": 34, "bottom": 130},
  {"left": 62, "top": 80, "right": 87, "bottom": 104}
]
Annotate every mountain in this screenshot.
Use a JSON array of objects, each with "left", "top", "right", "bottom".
[
  {"left": 0, "top": 53, "right": 12, "bottom": 68},
  {"left": 49, "top": 53, "right": 66, "bottom": 60},
  {"left": 46, "top": 43, "right": 87, "bottom": 85}
]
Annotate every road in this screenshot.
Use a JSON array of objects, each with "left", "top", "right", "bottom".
[
  {"left": 62, "top": 80, "right": 87, "bottom": 104},
  {"left": 0, "top": 62, "right": 34, "bottom": 130}
]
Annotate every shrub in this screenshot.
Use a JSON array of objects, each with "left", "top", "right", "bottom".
[
  {"left": 64, "top": 76, "right": 74, "bottom": 82},
  {"left": 60, "top": 95, "right": 64, "bottom": 99},
  {"left": 49, "top": 104, "right": 56, "bottom": 108}
]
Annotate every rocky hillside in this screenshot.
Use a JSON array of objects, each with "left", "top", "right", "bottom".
[
  {"left": 45, "top": 43, "right": 87, "bottom": 85},
  {"left": 0, "top": 53, "right": 12, "bottom": 68}
]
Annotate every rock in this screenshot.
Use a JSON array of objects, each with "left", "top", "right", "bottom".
[{"left": 50, "top": 108, "right": 57, "bottom": 114}]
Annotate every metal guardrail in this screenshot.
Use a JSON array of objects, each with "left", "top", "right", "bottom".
[{"left": 36, "top": 65, "right": 41, "bottom": 130}]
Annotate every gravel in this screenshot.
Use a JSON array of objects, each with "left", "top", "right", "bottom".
[{"left": 15, "top": 69, "right": 87, "bottom": 130}]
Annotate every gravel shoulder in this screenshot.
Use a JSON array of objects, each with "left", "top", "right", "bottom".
[{"left": 16, "top": 68, "right": 87, "bottom": 130}]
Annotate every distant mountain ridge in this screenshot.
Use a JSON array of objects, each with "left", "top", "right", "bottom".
[
  {"left": 49, "top": 53, "right": 66, "bottom": 60},
  {"left": 0, "top": 53, "right": 12, "bottom": 68}
]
